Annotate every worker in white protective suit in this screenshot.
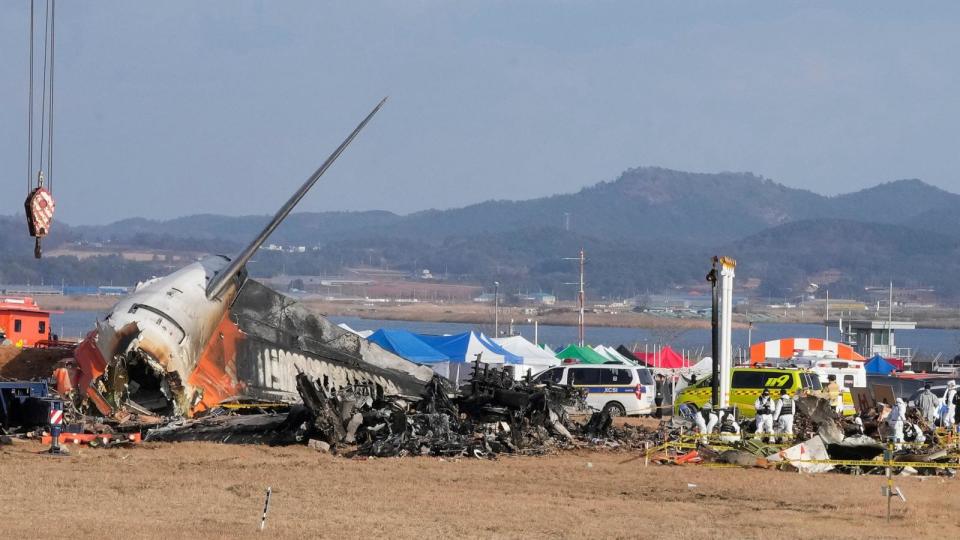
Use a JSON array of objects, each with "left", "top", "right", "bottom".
[
  {"left": 774, "top": 390, "right": 795, "bottom": 443},
  {"left": 754, "top": 388, "right": 775, "bottom": 443},
  {"left": 852, "top": 414, "right": 864, "bottom": 435},
  {"left": 903, "top": 421, "right": 926, "bottom": 446},
  {"left": 940, "top": 380, "right": 957, "bottom": 429},
  {"left": 887, "top": 397, "right": 906, "bottom": 450},
  {"left": 718, "top": 409, "right": 740, "bottom": 443},
  {"left": 915, "top": 382, "right": 939, "bottom": 425},
  {"left": 694, "top": 402, "right": 719, "bottom": 444}
]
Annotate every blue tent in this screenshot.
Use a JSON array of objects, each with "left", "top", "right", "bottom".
[
  {"left": 864, "top": 354, "right": 896, "bottom": 375},
  {"left": 415, "top": 331, "right": 523, "bottom": 365},
  {"left": 367, "top": 329, "right": 450, "bottom": 364}
]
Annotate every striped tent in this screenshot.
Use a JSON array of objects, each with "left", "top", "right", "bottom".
[{"left": 749, "top": 338, "right": 864, "bottom": 365}]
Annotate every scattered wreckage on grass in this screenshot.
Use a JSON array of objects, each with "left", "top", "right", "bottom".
[{"left": 657, "top": 395, "right": 960, "bottom": 475}]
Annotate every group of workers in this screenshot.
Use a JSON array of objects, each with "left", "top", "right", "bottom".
[
  {"left": 885, "top": 379, "right": 960, "bottom": 449},
  {"left": 752, "top": 388, "right": 795, "bottom": 443},
  {"left": 692, "top": 388, "right": 796, "bottom": 444},
  {"left": 691, "top": 376, "right": 960, "bottom": 449},
  {"left": 692, "top": 402, "right": 740, "bottom": 443},
  {"left": 874, "top": 380, "right": 960, "bottom": 450}
]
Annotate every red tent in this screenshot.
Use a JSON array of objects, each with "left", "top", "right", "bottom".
[
  {"left": 632, "top": 345, "right": 690, "bottom": 369},
  {"left": 886, "top": 357, "right": 904, "bottom": 371}
]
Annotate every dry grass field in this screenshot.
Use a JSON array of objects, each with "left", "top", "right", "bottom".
[{"left": 2, "top": 438, "right": 958, "bottom": 539}]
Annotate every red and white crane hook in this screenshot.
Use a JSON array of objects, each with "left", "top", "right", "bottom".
[{"left": 25, "top": 0, "right": 58, "bottom": 259}]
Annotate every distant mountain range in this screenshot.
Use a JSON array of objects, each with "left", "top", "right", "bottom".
[{"left": 3, "top": 167, "right": 959, "bottom": 300}]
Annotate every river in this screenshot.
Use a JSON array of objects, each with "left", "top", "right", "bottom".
[{"left": 50, "top": 310, "right": 960, "bottom": 359}]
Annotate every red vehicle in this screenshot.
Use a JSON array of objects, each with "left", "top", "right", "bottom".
[{"left": 0, "top": 297, "right": 51, "bottom": 347}]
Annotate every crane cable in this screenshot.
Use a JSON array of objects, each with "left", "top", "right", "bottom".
[
  {"left": 26, "top": 0, "right": 33, "bottom": 195},
  {"left": 25, "top": 0, "right": 57, "bottom": 259}
]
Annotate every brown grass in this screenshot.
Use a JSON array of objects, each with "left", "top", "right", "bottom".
[{"left": 1, "top": 438, "right": 956, "bottom": 539}]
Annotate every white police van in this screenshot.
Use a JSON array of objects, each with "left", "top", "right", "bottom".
[{"left": 533, "top": 363, "right": 656, "bottom": 416}]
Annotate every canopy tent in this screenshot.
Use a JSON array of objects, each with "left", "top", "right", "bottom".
[
  {"left": 416, "top": 332, "right": 521, "bottom": 364},
  {"left": 494, "top": 335, "right": 561, "bottom": 379},
  {"left": 593, "top": 345, "right": 636, "bottom": 365},
  {"left": 616, "top": 345, "right": 642, "bottom": 363},
  {"left": 864, "top": 354, "right": 897, "bottom": 375},
  {"left": 749, "top": 338, "right": 864, "bottom": 365},
  {"left": 555, "top": 344, "right": 610, "bottom": 365},
  {"left": 689, "top": 356, "right": 713, "bottom": 377},
  {"left": 415, "top": 331, "right": 522, "bottom": 386},
  {"left": 337, "top": 323, "right": 373, "bottom": 338},
  {"left": 632, "top": 345, "right": 690, "bottom": 369},
  {"left": 539, "top": 344, "right": 556, "bottom": 355},
  {"left": 367, "top": 329, "right": 449, "bottom": 363}
]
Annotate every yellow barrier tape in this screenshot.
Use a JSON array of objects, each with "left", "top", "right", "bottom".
[{"left": 219, "top": 402, "right": 289, "bottom": 410}]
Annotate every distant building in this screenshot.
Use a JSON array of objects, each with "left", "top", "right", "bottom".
[
  {"left": 0, "top": 284, "right": 62, "bottom": 296},
  {"left": 98, "top": 286, "right": 130, "bottom": 296},
  {"left": 518, "top": 292, "right": 556, "bottom": 306},
  {"left": 828, "top": 318, "right": 916, "bottom": 364}
]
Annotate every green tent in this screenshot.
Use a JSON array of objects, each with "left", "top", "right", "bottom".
[{"left": 555, "top": 344, "right": 610, "bottom": 364}]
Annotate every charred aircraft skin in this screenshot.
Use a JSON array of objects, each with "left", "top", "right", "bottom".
[
  {"left": 67, "top": 98, "right": 433, "bottom": 420},
  {"left": 74, "top": 256, "right": 241, "bottom": 416},
  {"left": 230, "top": 280, "right": 434, "bottom": 401}
]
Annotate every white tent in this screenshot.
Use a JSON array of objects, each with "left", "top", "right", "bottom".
[
  {"left": 494, "top": 335, "right": 560, "bottom": 379},
  {"left": 415, "top": 332, "right": 524, "bottom": 386},
  {"left": 493, "top": 335, "right": 560, "bottom": 379},
  {"left": 593, "top": 345, "right": 638, "bottom": 365},
  {"left": 337, "top": 323, "right": 372, "bottom": 338}
]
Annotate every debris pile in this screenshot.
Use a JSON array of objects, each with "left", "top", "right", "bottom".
[
  {"left": 141, "top": 361, "right": 662, "bottom": 458},
  {"left": 667, "top": 394, "right": 960, "bottom": 475},
  {"left": 297, "top": 362, "right": 592, "bottom": 457}
]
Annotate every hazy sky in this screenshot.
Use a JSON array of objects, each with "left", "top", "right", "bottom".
[{"left": 2, "top": 1, "right": 958, "bottom": 225}]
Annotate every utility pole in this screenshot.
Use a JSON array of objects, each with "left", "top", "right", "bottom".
[
  {"left": 493, "top": 281, "right": 500, "bottom": 337},
  {"left": 888, "top": 280, "right": 893, "bottom": 357},
  {"left": 578, "top": 248, "right": 585, "bottom": 346},
  {"left": 825, "top": 289, "right": 830, "bottom": 340},
  {"left": 563, "top": 249, "right": 586, "bottom": 346}
]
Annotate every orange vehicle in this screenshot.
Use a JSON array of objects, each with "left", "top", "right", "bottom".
[{"left": 0, "top": 297, "right": 51, "bottom": 347}]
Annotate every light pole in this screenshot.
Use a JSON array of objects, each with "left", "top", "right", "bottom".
[
  {"left": 563, "top": 248, "right": 586, "bottom": 346},
  {"left": 493, "top": 281, "right": 500, "bottom": 337}
]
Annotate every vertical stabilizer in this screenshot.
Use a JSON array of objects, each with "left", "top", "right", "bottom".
[{"left": 206, "top": 98, "right": 387, "bottom": 300}]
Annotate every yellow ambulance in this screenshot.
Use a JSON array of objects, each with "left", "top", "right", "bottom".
[{"left": 674, "top": 366, "right": 849, "bottom": 417}]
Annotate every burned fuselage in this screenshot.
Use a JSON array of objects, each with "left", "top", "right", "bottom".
[
  {"left": 74, "top": 256, "right": 239, "bottom": 416},
  {"left": 73, "top": 258, "right": 434, "bottom": 419}
]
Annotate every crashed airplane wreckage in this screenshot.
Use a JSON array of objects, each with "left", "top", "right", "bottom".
[
  {"left": 62, "top": 98, "right": 433, "bottom": 422},
  {"left": 144, "top": 361, "right": 634, "bottom": 458}
]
